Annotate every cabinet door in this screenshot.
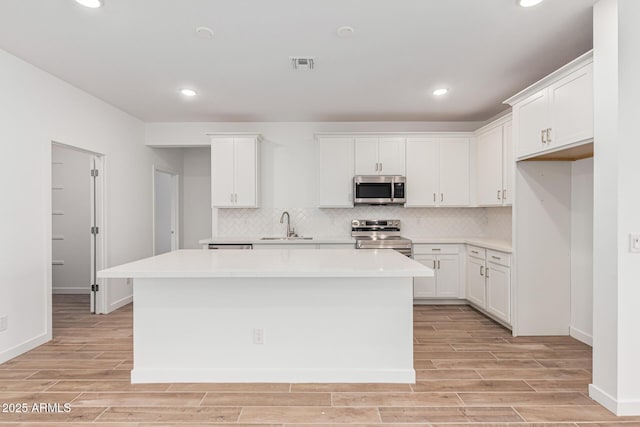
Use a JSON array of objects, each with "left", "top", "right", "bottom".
[
  {"left": 439, "top": 139, "right": 470, "bottom": 206},
  {"left": 502, "top": 122, "right": 513, "bottom": 206},
  {"left": 378, "top": 138, "right": 406, "bottom": 175},
  {"left": 466, "top": 257, "right": 486, "bottom": 307},
  {"left": 211, "top": 138, "right": 236, "bottom": 207},
  {"left": 354, "top": 138, "right": 379, "bottom": 175},
  {"left": 233, "top": 138, "right": 258, "bottom": 207},
  {"left": 405, "top": 139, "right": 438, "bottom": 207},
  {"left": 486, "top": 262, "right": 511, "bottom": 323},
  {"left": 514, "top": 89, "right": 549, "bottom": 158},
  {"left": 476, "top": 127, "right": 504, "bottom": 206},
  {"left": 435, "top": 254, "right": 461, "bottom": 297},
  {"left": 413, "top": 255, "right": 436, "bottom": 298},
  {"left": 318, "top": 138, "right": 354, "bottom": 208},
  {"left": 549, "top": 63, "right": 593, "bottom": 149}
]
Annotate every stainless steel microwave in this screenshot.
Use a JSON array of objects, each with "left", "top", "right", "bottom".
[{"left": 353, "top": 175, "right": 406, "bottom": 205}]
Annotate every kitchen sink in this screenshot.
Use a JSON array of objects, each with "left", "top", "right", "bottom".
[{"left": 260, "top": 236, "right": 313, "bottom": 240}]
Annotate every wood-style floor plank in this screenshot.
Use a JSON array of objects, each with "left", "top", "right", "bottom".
[{"left": 0, "top": 294, "right": 631, "bottom": 425}]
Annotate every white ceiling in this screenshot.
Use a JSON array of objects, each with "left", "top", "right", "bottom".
[{"left": 0, "top": 0, "right": 595, "bottom": 122}]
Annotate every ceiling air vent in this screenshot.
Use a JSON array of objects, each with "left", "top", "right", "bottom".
[{"left": 290, "top": 57, "right": 315, "bottom": 70}]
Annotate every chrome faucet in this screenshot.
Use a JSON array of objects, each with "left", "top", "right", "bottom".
[{"left": 279, "top": 211, "right": 296, "bottom": 238}]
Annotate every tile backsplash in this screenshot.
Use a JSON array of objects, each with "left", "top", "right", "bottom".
[{"left": 217, "top": 206, "right": 512, "bottom": 240}]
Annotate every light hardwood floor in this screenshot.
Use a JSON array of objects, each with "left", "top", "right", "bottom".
[{"left": 0, "top": 295, "right": 637, "bottom": 425}]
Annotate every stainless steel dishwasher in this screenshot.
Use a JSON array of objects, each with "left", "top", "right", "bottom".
[{"left": 207, "top": 243, "right": 253, "bottom": 250}]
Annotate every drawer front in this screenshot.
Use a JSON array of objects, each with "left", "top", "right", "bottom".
[
  {"left": 467, "top": 245, "right": 486, "bottom": 260},
  {"left": 486, "top": 249, "right": 511, "bottom": 267},
  {"left": 413, "top": 244, "right": 460, "bottom": 255}
]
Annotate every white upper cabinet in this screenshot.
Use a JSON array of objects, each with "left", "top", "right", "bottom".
[
  {"left": 475, "top": 115, "right": 513, "bottom": 206},
  {"left": 405, "top": 139, "right": 438, "bottom": 207},
  {"left": 210, "top": 134, "right": 261, "bottom": 208},
  {"left": 439, "top": 139, "right": 470, "bottom": 206},
  {"left": 355, "top": 137, "right": 405, "bottom": 175},
  {"left": 506, "top": 52, "right": 593, "bottom": 160},
  {"left": 406, "top": 138, "right": 470, "bottom": 207},
  {"left": 318, "top": 137, "right": 355, "bottom": 208}
]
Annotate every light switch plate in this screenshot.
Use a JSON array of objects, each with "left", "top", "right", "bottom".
[{"left": 630, "top": 234, "right": 640, "bottom": 253}]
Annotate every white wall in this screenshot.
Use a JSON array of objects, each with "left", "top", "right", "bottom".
[
  {"left": 0, "top": 49, "right": 183, "bottom": 363},
  {"left": 51, "top": 145, "right": 91, "bottom": 294},
  {"left": 146, "top": 122, "right": 514, "bottom": 242},
  {"left": 570, "top": 158, "right": 594, "bottom": 345},
  {"left": 182, "top": 148, "right": 211, "bottom": 248},
  {"left": 591, "top": 0, "right": 640, "bottom": 415}
]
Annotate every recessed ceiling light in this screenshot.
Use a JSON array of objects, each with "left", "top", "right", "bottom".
[
  {"left": 75, "top": 0, "right": 104, "bottom": 8},
  {"left": 433, "top": 88, "right": 449, "bottom": 96},
  {"left": 180, "top": 89, "right": 197, "bottom": 97},
  {"left": 519, "top": 0, "right": 544, "bottom": 7},
  {"left": 336, "top": 26, "right": 355, "bottom": 38},
  {"left": 195, "top": 26, "right": 214, "bottom": 39}
]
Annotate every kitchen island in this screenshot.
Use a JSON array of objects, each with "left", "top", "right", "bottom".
[{"left": 98, "top": 249, "right": 432, "bottom": 384}]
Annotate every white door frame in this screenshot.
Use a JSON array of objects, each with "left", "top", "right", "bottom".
[
  {"left": 50, "top": 141, "right": 106, "bottom": 315},
  {"left": 152, "top": 166, "right": 180, "bottom": 255}
]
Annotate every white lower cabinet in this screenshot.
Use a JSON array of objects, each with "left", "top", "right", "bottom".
[
  {"left": 466, "top": 246, "right": 511, "bottom": 325},
  {"left": 413, "top": 245, "right": 463, "bottom": 299}
]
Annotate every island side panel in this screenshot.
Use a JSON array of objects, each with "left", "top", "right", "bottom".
[{"left": 131, "top": 276, "right": 414, "bottom": 383}]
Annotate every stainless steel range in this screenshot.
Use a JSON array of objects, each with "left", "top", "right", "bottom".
[{"left": 351, "top": 219, "right": 413, "bottom": 257}]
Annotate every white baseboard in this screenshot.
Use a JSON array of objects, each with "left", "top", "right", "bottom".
[
  {"left": 53, "top": 287, "right": 90, "bottom": 295},
  {"left": 413, "top": 299, "right": 468, "bottom": 305},
  {"left": 590, "top": 383, "right": 640, "bottom": 416},
  {"left": 570, "top": 326, "right": 593, "bottom": 346},
  {"left": 0, "top": 332, "right": 50, "bottom": 364},
  {"left": 132, "top": 368, "right": 416, "bottom": 384},
  {"left": 106, "top": 295, "right": 132, "bottom": 314}
]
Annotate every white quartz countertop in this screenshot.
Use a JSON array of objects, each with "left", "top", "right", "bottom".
[
  {"left": 98, "top": 249, "right": 433, "bottom": 279},
  {"left": 198, "top": 237, "right": 356, "bottom": 245},
  {"left": 408, "top": 237, "right": 512, "bottom": 253}
]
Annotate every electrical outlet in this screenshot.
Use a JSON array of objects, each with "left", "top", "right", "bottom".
[
  {"left": 253, "top": 328, "right": 265, "bottom": 344},
  {"left": 630, "top": 234, "right": 640, "bottom": 253},
  {"left": 0, "top": 316, "right": 8, "bottom": 332}
]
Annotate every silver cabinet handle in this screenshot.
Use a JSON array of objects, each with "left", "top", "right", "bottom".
[
  {"left": 480, "top": 265, "right": 484, "bottom": 276},
  {"left": 375, "top": 163, "right": 378, "bottom": 171},
  {"left": 486, "top": 267, "right": 490, "bottom": 278},
  {"left": 491, "top": 255, "right": 501, "bottom": 260},
  {"left": 541, "top": 129, "right": 546, "bottom": 144},
  {"left": 471, "top": 250, "right": 479, "bottom": 254},
  {"left": 503, "top": 189, "right": 507, "bottom": 200},
  {"left": 432, "top": 260, "right": 436, "bottom": 269},
  {"left": 547, "top": 128, "right": 552, "bottom": 142},
  {"left": 440, "top": 193, "right": 444, "bottom": 202},
  {"left": 437, "top": 259, "right": 440, "bottom": 269},
  {"left": 234, "top": 193, "right": 238, "bottom": 203},
  {"left": 380, "top": 162, "right": 382, "bottom": 172},
  {"left": 433, "top": 193, "right": 436, "bottom": 202},
  {"left": 230, "top": 193, "right": 234, "bottom": 203},
  {"left": 497, "top": 190, "right": 501, "bottom": 200},
  {"left": 432, "top": 248, "right": 441, "bottom": 251}
]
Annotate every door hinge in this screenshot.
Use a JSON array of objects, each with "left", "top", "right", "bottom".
[
  {"left": 90, "top": 169, "right": 99, "bottom": 177},
  {"left": 91, "top": 226, "right": 99, "bottom": 235},
  {"left": 91, "top": 284, "right": 99, "bottom": 292}
]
